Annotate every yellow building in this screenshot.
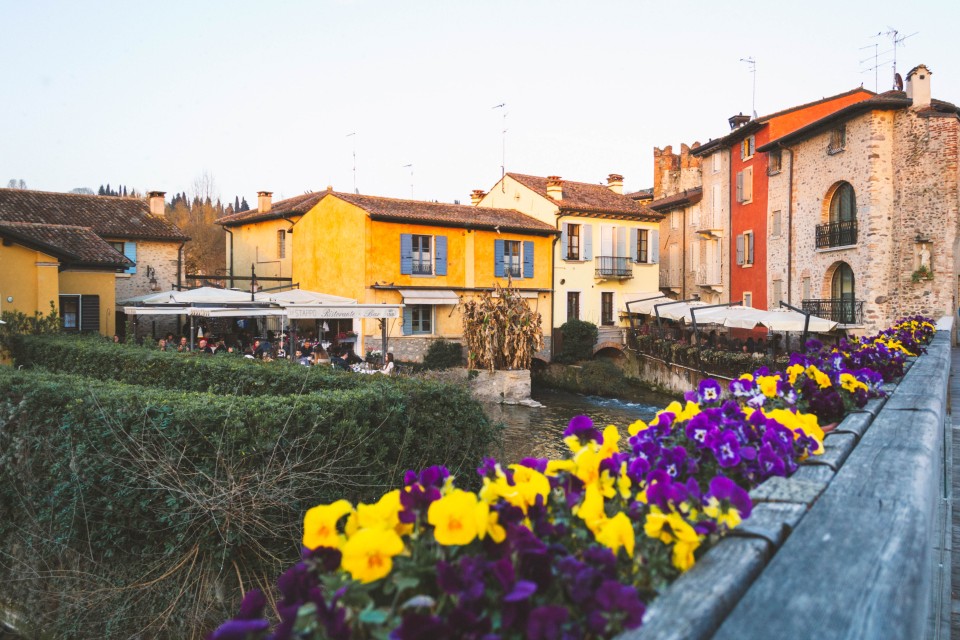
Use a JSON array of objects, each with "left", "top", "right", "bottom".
[
  {"left": 0, "top": 221, "right": 131, "bottom": 338},
  {"left": 476, "top": 173, "right": 664, "bottom": 347},
  {"left": 222, "top": 188, "right": 558, "bottom": 361}
]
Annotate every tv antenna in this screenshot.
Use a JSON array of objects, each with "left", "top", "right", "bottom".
[
  {"left": 402, "top": 163, "right": 413, "bottom": 198},
  {"left": 346, "top": 132, "right": 358, "bottom": 193},
  {"left": 492, "top": 103, "right": 507, "bottom": 189},
  {"left": 740, "top": 57, "right": 757, "bottom": 118},
  {"left": 869, "top": 28, "right": 918, "bottom": 90}
]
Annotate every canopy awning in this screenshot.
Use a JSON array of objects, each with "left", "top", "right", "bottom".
[
  {"left": 285, "top": 304, "right": 403, "bottom": 319},
  {"left": 254, "top": 289, "right": 356, "bottom": 305},
  {"left": 189, "top": 307, "right": 287, "bottom": 318},
  {"left": 622, "top": 294, "right": 670, "bottom": 314},
  {"left": 398, "top": 289, "right": 460, "bottom": 305},
  {"left": 124, "top": 306, "right": 189, "bottom": 315},
  {"left": 755, "top": 309, "right": 837, "bottom": 332}
]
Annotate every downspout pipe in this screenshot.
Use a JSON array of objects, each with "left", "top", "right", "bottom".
[
  {"left": 224, "top": 227, "right": 235, "bottom": 289},
  {"left": 779, "top": 142, "right": 795, "bottom": 305},
  {"left": 551, "top": 216, "right": 562, "bottom": 362},
  {"left": 177, "top": 241, "right": 185, "bottom": 291}
]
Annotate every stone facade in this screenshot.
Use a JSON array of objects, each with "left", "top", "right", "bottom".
[
  {"left": 781, "top": 80, "right": 959, "bottom": 334},
  {"left": 114, "top": 238, "right": 184, "bottom": 340},
  {"left": 365, "top": 334, "right": 553, "bottom": 364}
]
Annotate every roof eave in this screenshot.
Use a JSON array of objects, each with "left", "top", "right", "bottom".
[{"left": 366, "top": 213, "right": 557, "bottom": 236}]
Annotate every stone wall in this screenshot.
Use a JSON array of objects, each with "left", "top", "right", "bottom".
[
  {"left": 116, "top": 240, "right": 184, "bottom": 340},
  {"left": 365, "top": 334, "right": 552, "bottom": 363}
]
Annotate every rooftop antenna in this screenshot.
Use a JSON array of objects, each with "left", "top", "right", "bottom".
[
  {"left": 346, "top": 132, "right": 358, "bottom": 193},
  {"left": 872, "top": 28, "right": 918, "bottom": 90},
  {"left": 492, "top": 103, "right": 507, "bottom": 191},
  {"left": 402, "top": 163, "right": 413, "bottom": 198},
  {"left": 740, "top": 57, "right": 757, "bottom": 118},
  {"left": 858, "top": 42, "right": 883, "bottom": 92}
]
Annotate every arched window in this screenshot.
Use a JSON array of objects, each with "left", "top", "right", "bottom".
[
  {"left": 829, "top": 182, "right": 856, "bottom": 224},
  {"left": 817, "top": 182, "right": 858, "bottom": 248},
  {"left": 831, "top": 263, "right": 856, "bottom": 324}
]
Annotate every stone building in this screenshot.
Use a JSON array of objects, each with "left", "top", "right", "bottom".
[{"left": 759, "top": 64, "right": 959, "bottom": 332}]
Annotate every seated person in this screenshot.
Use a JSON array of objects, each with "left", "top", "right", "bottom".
[{"left": 380, "top": 353, "right": 395, "bottom": 375}]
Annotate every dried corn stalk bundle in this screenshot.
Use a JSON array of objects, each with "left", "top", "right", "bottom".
[{"left": 461, "top": 282, "right": 544, "bottom": 371}]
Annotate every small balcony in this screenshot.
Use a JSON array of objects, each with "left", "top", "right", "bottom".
[
  {"left": 411, "top": 259, "right": 433, "bottom": 275},
  {"left": 802, "top": 298, "right": 864, "bottom": 325},
  {"left": 815, "top": 220, "right": 857, "bottom": 249},
  {"left": 595, "top": 256, "right": 633, "bottom": 279}
]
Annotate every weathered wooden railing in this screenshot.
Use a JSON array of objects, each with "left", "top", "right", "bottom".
[{"left": 621, "top": 318, "right": 952, "bottom": 640}]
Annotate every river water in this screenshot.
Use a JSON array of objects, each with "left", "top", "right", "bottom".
[{"left": 484, "top": 386, "right": 680, "bottom": 465}]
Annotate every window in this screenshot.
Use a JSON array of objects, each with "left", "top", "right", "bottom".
[
  {"left": 404, "top": 304, "right": 433, "bottom": 334},
  {"left": 636, "top": 229, "right": 648, "bottom": 263},
  {"left": 59, "top": 295, "right": 100, "bottom": 332},
  {"left": 768, "top": 149, "right": 782, "bottom": 174},
  {"left": 412, "top": 235, "right": 432, "bottom": 275},
  {"left": 712, "top": 152, "right": 721, "bottom": 173},
  {"left": 601, "top": 292, "right": 614, "bottom": 326},
  {"left": 401, "top": 234, "right": 447, "bottom": 276},
  {"left": 504, "top": 240, "right": 521, "bottom": 277},
  {"left": 61, "top": 295, "right": 79, "bottom": 329},
  {"left": 828, "top": 125, "right": 846, "bottom": 154},
  {"left": 831, "top": 263, "right": 857, "bottom": 323},
  {"left": 670, "top": 211, "right": 679, "bottom": 230},
  {"left": 802, "top": 277, "right": 811, "bottom": 301},
  {"left": 829, "top": 183, "right": 856, "bottom": 224},
  {"left": 736, "top": 166, "right": 754, "bottom": 203},
  {"left": 110, "top": 241, "right": 137, "bottom": 274},
  {"left": 567, "top": 292, "right": 580, "bottom": 321},
  {"left": 741, "top": 135, "right": 755, "bottom": 159},
  {"left": 772, "top": 210, "right": 782, "bottom": 237},
  {"left": 277, "top": 230, "right": 286, "bottom": 259},
  {"left": 772, "top": 279, "right": 783, "bottom": 305},
  {"left": 743, "top": 292, "right": 753, "bottom": 308},
  {"left": 736, "top": 172, "right": 743, "bottom": 202},
  {"left": 736, "top": 232, "right": 754, "bottom": 266},
  {"left": 566, "top": 224, "right": 580, "bottom": 260}
]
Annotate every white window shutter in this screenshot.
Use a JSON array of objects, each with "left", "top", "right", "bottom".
[{"left": 649, "top": 230, "right": 659, "bottom": 263}]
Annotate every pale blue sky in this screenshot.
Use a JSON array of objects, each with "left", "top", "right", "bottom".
[{"left": 3, "top": 0, "right": 958, "bottom": 205}]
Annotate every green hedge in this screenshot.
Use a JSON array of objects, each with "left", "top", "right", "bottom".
[
  {"left": 7, "top": 334, "right": 375, "bottom": 394},
  {"left": 0, "top": 366, "right": 498, "bottom": 638}
]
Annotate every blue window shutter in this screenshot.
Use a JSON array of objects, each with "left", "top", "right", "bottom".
[
  {"left": 494, "top": 239, "right": 505, "bottom": 277},
  {"left": 560, "top": 223, "right": 567, "bottom": 258},
  {"left": 123, "top": 242, "right": 137, "bottom": 274},
  {"left": 400, "top": 234, "right": 412, "bottom": 275},
  {"left": 402, "top": 306, "right": 413, "bottom": 335},
  {"left": 523, "top": 241, "right": 534, "bottom": 278},
  {"left": 583, "top": 224, "right": 593, "bottom": 260},
  {"left": 629, "top": 228, "right": 638, "bottom": 262},
  {"left": 649, "top": 230, "right": 659, "bottom": 264},
  {"left": 435, "top": 235, "right": 447, "bottom": 276}
]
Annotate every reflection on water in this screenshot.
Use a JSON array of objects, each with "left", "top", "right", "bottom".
[{"left": 484, "top": 387, "right": 680, "bottom": 465}]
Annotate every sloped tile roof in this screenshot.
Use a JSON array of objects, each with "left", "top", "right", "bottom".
[
  {"left": 0, "top": 188, "right": 188, "bottom": 241},
  {"left": 506, "top": 173, "right": 663, "bottom": 220},
  {"left": 0, "top": 221, "right": 133, "bottom": 269},
  {"left": 649, "top": 188, "right": 704, "bottom": 212},
  {"left": 332, "top": 191, "right": 557, "bottom": 234},
  {"left": 217, "top": 191, "right": 328, "bottom": 226}
]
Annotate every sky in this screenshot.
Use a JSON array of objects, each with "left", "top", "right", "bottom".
[{"left": 3, "top": 0, "right": 959, "bottom": 207}]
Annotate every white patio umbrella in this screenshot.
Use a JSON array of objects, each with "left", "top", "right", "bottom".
[
  {"left": 254, "top": 289, "right": 356, "bottom": 305},
  {"left": 756, "top": 308, "right": 837, "bottom": 333}
]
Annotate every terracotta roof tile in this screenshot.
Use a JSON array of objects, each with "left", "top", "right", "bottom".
[
  {"left": 331, "top": 191, "right": 557, "bottom": 234},
  {"left": 506, "top": 173, "right": 663, "bottom": 220},
  {"left": 0, "top": 188, "right": 188, "bottom": 241},
  {"left": 0, "top": 221, "right": 132, "bottom": 269},
  {"left": 217, "top": 191, "right": 327, "bottom": 226},
  {"left": 649, "top": 188, "right": 703, "bottom": 212}
]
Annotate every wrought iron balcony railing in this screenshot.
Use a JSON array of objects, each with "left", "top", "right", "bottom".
[
  {"left": 411, "top": 260, "right": 433, "bottom": 275},
  {"left": 595, "top": 256, "right": 633, "bottom": 279},
  {"left": 815, "top": 220, "right": 857, "bottom": 249},
  {"left": 801, "top": 298, "right": 864, "bottom": 325}
]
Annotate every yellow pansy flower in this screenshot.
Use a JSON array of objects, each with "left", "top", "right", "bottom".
[
  {"left": 756, "top": 375, "right": 781, "bottom": 398},
  {"left": 346, "top": 489, "right": 410, "bottom": 537},
  {"left": 575, "top": 484, "right": 606, "bottom": 533},
  {"left": 545, "top": 459, "right": 576, "bottom": 476},
  {"left": 763, "top": 408, "right": 824, "bottom": 455},
  {"left": 427, "top": 489, "right": 485, "bottom": 546},
  {"left": 340, "top": 527, "right": 405, "bottom": 583},
  {"left": 479, "top": 509, "right": 506, "bottom": 544},
  {"left": 839, "top": 372, "right": 868, "bottom": 393},
  {"left": 303, "top": 499, "right": 354, "bottom": 550},
  {"left": 703, "top": 496, "right": 743, "bottom": 530},
  {"left": 596, "top": 512, "right": 636, "bottom": 557},
  {"left": 628, "top": 419, "right": 649, "bottom": 436},
  {"left": 786, "top": 363, "right": 804, "bottom": 386},
  {"left": 805, "top": 365, "right": 832, "bottom": 389},
  {"left": 598, "top": 424, "right": 621, "bottom": 458}
]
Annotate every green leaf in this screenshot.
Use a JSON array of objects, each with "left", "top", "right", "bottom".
[{"left": 358, "top": 608, "right": 389, "bottom": 625}]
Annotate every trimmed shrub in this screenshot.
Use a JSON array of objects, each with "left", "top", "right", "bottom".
[
  {"left": 0, "top": 366, "right": 498, "bottom": 638},
  {"left": 422, "top": 339, "right": 464, "bottom": 369},
  {"left": 555, "top": 319, "right": 599, "bottom": 363},
  {"left": 8, "top": 334, "right": 375, "bottom": 394}
]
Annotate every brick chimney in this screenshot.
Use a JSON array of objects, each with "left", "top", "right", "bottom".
[
  {"left": 470, "top": 189, "right": 487, "bottom": 206},
  {"left": 147, "top": 191, "right": 165, "bottom": 217},
  {"left": 257, "top": 191, "right": 273, "bottom": 213},
  {"left": 906, "top": 64, "right": 932, "bottom": 108},
  {"left": 607, "top": 174, "right": 624, "bottom": 195},
  {"left": 546, "top": 176, "right": 563, "bottom": 201}
]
